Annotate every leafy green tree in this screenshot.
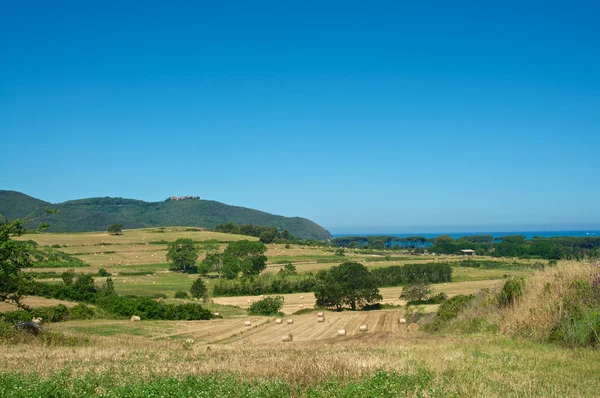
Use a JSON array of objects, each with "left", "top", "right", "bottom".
[
  {"left": 259, "top": 230, "right": 276, "bottom": 244},
  {"left": 248, "top": 295, "right": 284, "bottom": 316},
  {"left": 400, "top": 281, "right": 433, "bottom": 302},
  {"left": 278, "top": 262, "right": 297, "bottom": 277},
  {"left": 107, "top": 223, "right": 123, "bottom": 235},
  {"left": 166, "top": 238, "right": 199, "bottom": 273},
  {"left": 190, "top": 278, "right": 208, "bottom": 302},
  {"left": 314, "top": 262, "right": 382, "bottom": 311},
  {"left": 61, "top": 269, "right": 75, "bottom": 286},
  {"left": 0, "top": 209, "right": 56, "bottom": 309},
  {"left": 224, "top": 240, "right": 267, "bottom": 277},
  {"left": 221, "top": 255, "right": 240, "bottom": 279},
  {"left": 103, "top": 277, "right": 115, "bottom": 295}
]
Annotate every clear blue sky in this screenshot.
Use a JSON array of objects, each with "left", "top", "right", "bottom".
[{"left": 1, "top": 1, "right": 599, "bottom": 233}]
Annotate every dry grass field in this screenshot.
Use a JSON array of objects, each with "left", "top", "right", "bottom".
[{"left": 6, "top": 228, "right": 587, "bottom": 396}]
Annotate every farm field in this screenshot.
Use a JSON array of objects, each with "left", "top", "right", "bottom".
[
  {"left": 2, "top": 316, "right": 599, "bottom": 397},
  {"left": 2, "top": 228, "right": 599, "bottom": 396}
]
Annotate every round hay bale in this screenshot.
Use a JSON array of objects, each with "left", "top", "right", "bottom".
[
  {"left": 281, "top": 334, "right": 293, "bottom": 342},
  {"left": 130, "top": 315, "right": 141, "bottom": 322},
  {"left": 337, "top": 329, "right": 346, "bottom": 336},
  {"left": 408, "top": 323, "right": 420, "bottom": 332},
  {"left": 300, "top": 296, "right": 304, "bottom": 299},
  {"left": 359, "top": 324, "right": 368, "bottom": 332},
  {"left": 317, "top": 312, "right": 324, "bottom": 317},
  {"left": 399, "top": 318, "right": 407, "bottom": 324},
  {"left": 214, "top": 312, "right": 220, "bottom": 316},
  {"left": 317, "top": 317, "right": 325, "bottom": 323},
  {"left": 286, "top": 319, "right": 294, "bottom": 324},
  {"left": 260, "top": 295, "right": 264, "bottom": 298},
  {"left": 299, "top": 304, "right": 304, "bottom": 309},
  {"left": 244, "top": 321, "right": 252, "bottom": 327}
]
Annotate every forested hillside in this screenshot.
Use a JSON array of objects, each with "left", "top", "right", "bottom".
[{"left": 0, "top": 191, "right": 332, "bottom": 240}]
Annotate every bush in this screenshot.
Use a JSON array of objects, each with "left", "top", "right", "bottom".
[
  {"left": 498, "top": 277, "right": 525, "bottom": 307},
  {"left": 94, "top": 295, "right": 212, "bottom": 320},
  {"left": 0, "top": 305, "right": 70, "bottom": 324},
  {"left": 408, "top": 292, "right": 448, "bottom": 305},
  {"left": 247, "top": 296, "right": 284, "bottom": 316},
  {"left": 69, "top": 304, "right": 101, "bottom": 320},
  {"left": 550, "top": 277, "right": 600, "bottom": 346},
  {"left": 97, "top": 268, "right": 111, "bottom": 277},
  {"left": 174, "top": 291, "right": 190, "bottom": 299},
  {"left": 428, "top": 294, "right": 476, "bottom": 331}
]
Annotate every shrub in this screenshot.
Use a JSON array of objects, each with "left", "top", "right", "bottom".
[
  {"left": 247, "top": 296, "right": 284, "bottom": 316},
  {"left": 94, "top": 295, "right": 212, "bottom": 320},
  {"left": 97, "top": 268, "right": 111, "bottom": 277},
  {"left": 69, "top": 304, "right": 101, "bottom": 320},
  {"left": 174, "top": 291, "right": 190, "bottom": 299},
  {"left": 428, "top": 294, "right": 476, "bottom": 331},
  {"left": 498, "top": 277, "right": 525, "bottom": 307},
  {"left": 0, "top": 305, "right": 70, "bottom": 324}
]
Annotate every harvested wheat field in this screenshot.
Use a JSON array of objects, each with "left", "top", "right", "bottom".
[{"left": 225, "top": 310, "right": 412, "bottom": 344}]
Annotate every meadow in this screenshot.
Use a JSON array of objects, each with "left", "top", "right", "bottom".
[{"left": 4, "top": 228, "right": 599, "bottom": 396}]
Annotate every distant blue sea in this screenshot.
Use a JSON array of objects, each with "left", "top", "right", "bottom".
[{"left": 331, "top": 231, "right": 600, "bottom": 240}]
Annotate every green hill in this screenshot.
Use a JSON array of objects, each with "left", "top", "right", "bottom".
[{"left": 0, "top": 191, "right": 332, "bottom": 240}]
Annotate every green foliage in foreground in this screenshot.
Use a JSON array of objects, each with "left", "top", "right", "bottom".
[{"left": 0, "top": 370, "right": 442, "bottom": 398}]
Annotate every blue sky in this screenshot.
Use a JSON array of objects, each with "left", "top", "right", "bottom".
[{"left": 1, "top": 1, "right": 598, "bottom": 233}]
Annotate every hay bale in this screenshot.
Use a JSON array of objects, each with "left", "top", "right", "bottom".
[
  {"left": 260, "top": 295, "right": 264, "bottom": 298},
  {"left": 337, "top": 329, "right": 346, "bottom": 336},
  {"left": 281, "top": 334, "right": 293, "bottom": 342},
  {"left": 299, "top": 304, "right": 304, "bottom": 309},
  {"left": 131, "top": 315, "right": 141, "bottom": 322},
  {"left": 300, "top": 296, "right": 304, "bottom": 299},
  {"left": 359, "top": 324, "right": 368, "bottom": 332},
  {"left": 317, "top": 317, "right": 325, "bottom": 323},
  {"left": 399, "top": 318, "right": 407, "bottom": 324},
  {"left": 317, "top": 312, "right": 324, "bottom": 317},
  {"left": 275, "top": 318, "right": 283, "bottom": 324},
  {"left": 286, "top": 319, "right": 294, "bottom": 324},
  {"left": 244, "top": 321, "right": 252, "bottom": 327},
  {"left": 408, "top": 323, "right": 420, "bottom": 332},
  {"left": 214, "top": 312, "right": 220, "bottom": 316}
]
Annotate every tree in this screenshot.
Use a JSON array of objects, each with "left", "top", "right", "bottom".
[
  {"left": 400, "top": 281, "right": 433, "bottom": 302},
  {"left": 314, "top": 262, "right": 382, "bottom": 311},
  {"left": 166, "top": 238, "right": 199, "bottom": 273},
  {"left": 221, "top": 255, "right": 240, "bottom": 279},
  {"left": 61, "top": 269, "right": 75, "bottom": 286},
  {"left": 259, "top": 230, "right": 276, "bottom": 244},
  {"left": 108, "top": 223, "right": 123, "bottom": 235},
  {"left": 190, "top": 278, "right": 208, "bottom": 302},
  {"left": 278, "top": 262, "right": 297, "bottom": 277},
  {"left": 103, "top": 277, "right": 115, "bottom": 295},
  {"left": 199, "top": 253, "right": 222, "bottom": 275},
  {"left": 224, "top": 240, "right": 267, "bottom": 277},
  {"left": 247, "top": 295, "right": 284, "bottom": 316},
  {"left": 0, "top": 209, "right": 55, "bottom": 309}
]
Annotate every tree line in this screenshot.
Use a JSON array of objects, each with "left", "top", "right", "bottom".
[
  {"left": 332, "top": 234, "right": 600, "bottom": 259},
  {"left": 215, "top": 222, "right": 298, "bottom": 244}
]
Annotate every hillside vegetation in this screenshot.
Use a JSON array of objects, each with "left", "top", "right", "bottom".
[{"left": 0, "top": 191, "right": 331, "bottom": 240}]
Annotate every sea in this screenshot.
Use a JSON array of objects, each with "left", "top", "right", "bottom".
[{"left": 331, "top": 230, "right": 600, "bottom": 240}]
